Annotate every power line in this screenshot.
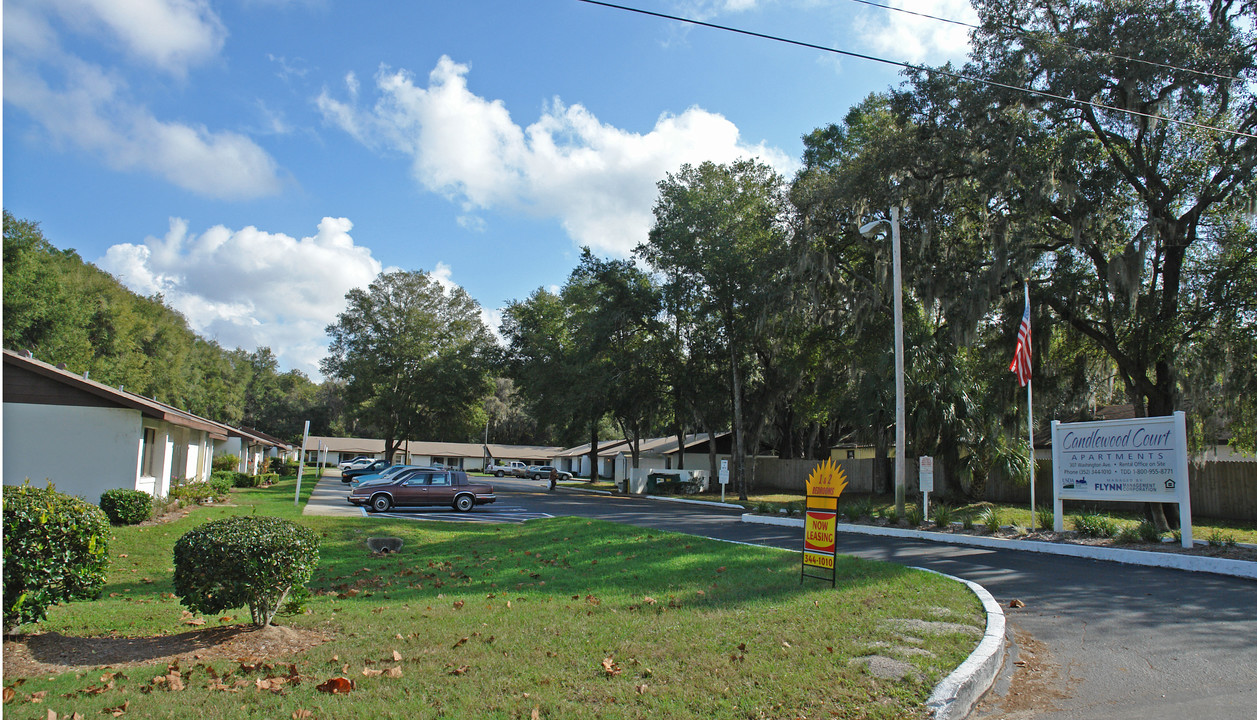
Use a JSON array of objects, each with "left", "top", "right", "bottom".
[
  {"left": 575, "top": 0, "right": 1257, "bottom": 141},
  {"left": 846, "top": 0, "right": 1245, "bottom": 83}
]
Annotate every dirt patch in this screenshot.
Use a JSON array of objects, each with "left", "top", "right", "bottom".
[
  {"left": 850, "top": 655, "right": 923, "bottom": 681},
  {"left": 3, "top": 625, "right": 330, "bottom": 679},
  {"left": 970, "top": 627, "right": 1071, "bottom": 719}
]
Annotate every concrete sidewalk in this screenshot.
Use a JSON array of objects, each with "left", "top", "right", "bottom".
[{"left": 301, "top": 470, "right": 362, "bottom": 517}]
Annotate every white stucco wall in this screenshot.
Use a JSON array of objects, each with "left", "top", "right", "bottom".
[{"left": 3, "top": 403, "right": 143, "bottom": 501}]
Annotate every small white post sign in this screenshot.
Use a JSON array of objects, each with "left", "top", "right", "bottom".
[
  {"left": 1051, "top": 411, "right": 1191, "bottom": 547},
  {"left": 718, "top": 458, "right": 730, "bottom": 503},
  {"left": 918, "top": 456, "right": 934, "bottom": 521}
]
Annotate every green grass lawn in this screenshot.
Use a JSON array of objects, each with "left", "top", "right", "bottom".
[{"left": 3, "top": 477, "right": 985, "bottom": 720}]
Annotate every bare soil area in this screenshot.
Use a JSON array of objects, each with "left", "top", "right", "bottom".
[{"left": 3, "top": 625, "right": 330, "bottom": 678}]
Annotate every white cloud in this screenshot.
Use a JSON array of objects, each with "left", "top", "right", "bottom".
[
  {"left": 43, "top": 0, "right": 226, "bottom": 76},
  {"left": 853, "top": 0, "right": 976, "bottom": 65},
  {"left": 4, "top": 0, "right": 283, "bottom": 199},
  {"left": 429, "top": 262, "right": 458, "bottom": 294},
  {"left": 317, "top": 56, "right": 794, "bottom": 257},
  {"left": 99, "top": 217, "right": 384, "bottom": 377}
]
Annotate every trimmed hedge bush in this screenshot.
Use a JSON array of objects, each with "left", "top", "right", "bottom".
[
  {"left": 99, "top": 488, "right": 153, "bottom": 525},
  {"left": 173, "top": 516, "right": 319, "bottom": 627},
  {"left": 233, "top": 472, "right": 261, "bottom": 488},
  {"left": 3, "top": 483, "right": 111, "bottom": 630}
]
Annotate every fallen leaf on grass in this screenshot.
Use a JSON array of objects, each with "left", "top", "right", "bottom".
[
  {"left": 636, "top": 683, "right": 648, "bottom": 694},
  {"left": 531, "top": 707, "right": 540, "bottom": 720},
  {"left": 716, "top": 566, "right": 726, "bottom": 573},
  {"left": 103, "top": 700, "right": 129, "bottom": 716},
  {"left": 452, "top": 637, "right": 468, "bottom": 649},
  {"left": 392, "top": 650, "right": 402, "bottom": 662},
  {"left": 453, "top": 600, "right": 465, "bottom": 610},
  {"left": 2, "top": 687, "right": 14, "bottom": 704},
  {"left": 449, "top": 665, "right": 470, "bottom": 676},
  {"left": 219, "top": 616, "right": 235, "bottom": 623},
  {"left": 361, "top": 669, "right": 383, "bottom": 678},
  {"left": 29, "top": 690, "right": 48, "bottom": 702},
  {"left": 385, "top": 667, "right": 403, "bottom": 678},
  {"left": 315, "top": 677, "right": 354, "bottom": 694},
  {"left": 292, "top": 710, "right": 313, "bottom": 719},
  {"left": 601, "top": 657, "right": 621, "bottom": 677}
]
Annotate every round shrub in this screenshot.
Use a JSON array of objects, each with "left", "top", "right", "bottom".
[
  {"left": 233, "top": 472, "right": 261, "bottom": 488},
  {"left": 3, "top": 483, "right": 110, "bottom": 631},
  {"left": 173, "top": 516, "right": 319, "bottom": 627},
  {"left": 99, "top": 488, "right": 153, "bottom": 525}
]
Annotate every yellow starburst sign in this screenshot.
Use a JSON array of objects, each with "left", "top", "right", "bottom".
[
  {"left": 803, "top": 458, "right": 849, "bottom": 586},
  {"left": 806, "top": 458, "right": 848, "bottom": 508}
]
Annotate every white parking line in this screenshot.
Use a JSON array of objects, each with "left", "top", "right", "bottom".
[{"left": 367, "top": 506, "right": 553, "bottom": 524}]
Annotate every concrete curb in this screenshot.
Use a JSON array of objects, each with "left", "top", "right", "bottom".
[
  {"left": 916, "top": 568, "right": 1006, "bottom": 720},
  {"left": 742, "top": 514, "right": 1257, "bottom": 580},
  {"left": 559, "top": 485, "right": 613, "bottom": 495},
  {"left": 635, "top": 494, "right": 747, "bottom": 510}
]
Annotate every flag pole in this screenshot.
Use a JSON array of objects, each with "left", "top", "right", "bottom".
[
  {"left": 1023, "top": 281, "right": 1035, "bottom": 531},
  {"left": 1027, "top": 375, "right": 1035, "bottom": 531}
]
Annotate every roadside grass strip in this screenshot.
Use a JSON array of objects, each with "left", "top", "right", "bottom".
[{"left": 5, "top": 478, "right": 984, "bottom": 719}]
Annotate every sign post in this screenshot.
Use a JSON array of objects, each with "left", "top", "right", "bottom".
[
  {"left": 802, "top": 458, "right": 849, "bottom": 587},
  {"left": 1051, "top": 411, "right": 1192, "bottom": 547},
  {"left": 294, "top": 420, "right": 310, "bottom": 507},
  {"left": 918, "top": 456, "right": 934, "bottom": 522}
]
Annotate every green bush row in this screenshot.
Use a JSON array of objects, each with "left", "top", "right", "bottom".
[
  {"left": 3, "top": 483, "right": 111, "bottom": 630},
  {"left": 99, "top": 488, "right": 153, "bottom": 525}
]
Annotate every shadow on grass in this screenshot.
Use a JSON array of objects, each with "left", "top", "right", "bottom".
[
  {"left": 15, "top": 626, "right": 258, "bottom": 668},
  {"left": 307, "top": 516, "right": 920, "bottom": 612}
]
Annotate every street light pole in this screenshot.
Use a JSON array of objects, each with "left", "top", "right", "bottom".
[
  {"left": 860, "top": 206, "right": 907, "bottom": 518},
  {"left": 890, "top": 205, "right": 906, "bottom": 518}
]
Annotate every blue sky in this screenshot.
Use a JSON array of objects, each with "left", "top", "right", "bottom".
[{"left": 3, "top": 0, "right": 976, "bottom": 378}]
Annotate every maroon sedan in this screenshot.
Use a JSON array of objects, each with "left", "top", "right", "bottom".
[{"left": 348, "top": 468, "right": 496, "bottom": 513}]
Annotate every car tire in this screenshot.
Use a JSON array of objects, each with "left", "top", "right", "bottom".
[
  {"left": 454, "top": 494, "right": 475, "bottom": 512},
  {"left": 371, "top": 494, "right": 392, "bottom": 513},
  {"left": 495, "top": 470, "right": 505, "bottom": 477}
]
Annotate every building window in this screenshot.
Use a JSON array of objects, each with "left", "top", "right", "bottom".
[
  {"left": 847, "top": 450, "right": 855, "bottom": 459},
  {"left": 141, "top": 428, "right": 157, "bottom": 476}
]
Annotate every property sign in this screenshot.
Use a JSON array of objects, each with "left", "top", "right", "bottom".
[
  {"left": 803, "top": 511, "right": 837, "bottom": 569},
  {"left": 1050, "top": 411, "right": 1192, "bottom": 546},
  {"left": 802, "top": 458, "right": 848, "bottom": 586},
  {"left": 918, "top": 456, "right": 934, "bottom": 493},
  {"left": 718, "top": 458, "right": 729, "bottom": 485}
]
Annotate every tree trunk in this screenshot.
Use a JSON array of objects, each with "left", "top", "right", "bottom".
[
  {"left": 704, "top": 421, "right": 719, "bottom": 489},
  {"left": 874, "top": 432, "right": 890, "bottom": 495},
  {"left": 675, "top": 424, "right": 686, "bottom": 470},
  {"left": 587, "top": 419, "right": 599, "bottom": 482}
]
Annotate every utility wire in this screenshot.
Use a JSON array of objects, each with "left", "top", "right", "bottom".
[
  {"left": 575, "top": 0, "right": 1257, "bottom": 141},
  {"left": 846, "top": 0, "right": 1245, "bottom": 83}
]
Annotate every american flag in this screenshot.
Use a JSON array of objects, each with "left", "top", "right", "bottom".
[{"left": 1009, "top": 284, "right": 1032, "bottom": 386}]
